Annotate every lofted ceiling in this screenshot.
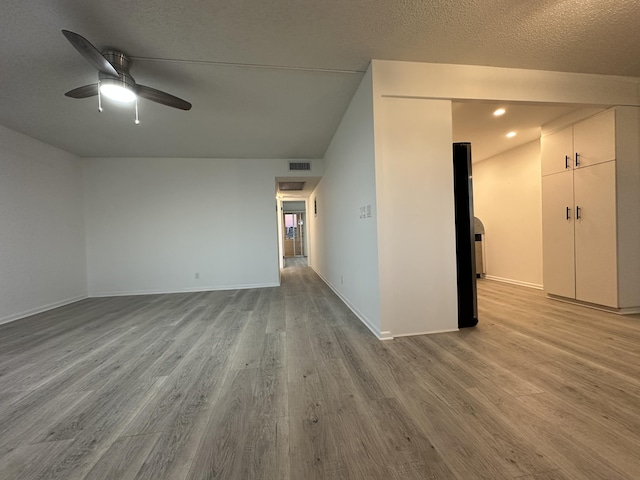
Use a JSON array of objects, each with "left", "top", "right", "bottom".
[{"left": 1, "top": 0, "right": 639, "bottom": 159}]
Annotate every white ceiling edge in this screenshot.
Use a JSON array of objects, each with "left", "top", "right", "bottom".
[{"left": 373, "top": 60, "right": 640, "bottom": 106}]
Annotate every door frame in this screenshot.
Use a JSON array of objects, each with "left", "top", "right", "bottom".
[{"left": 277, "top": 199, "right": 309, "bottom": 269}]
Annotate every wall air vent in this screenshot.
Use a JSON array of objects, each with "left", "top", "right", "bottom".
[{"left": 289, "top": 162, "right": 311, "bottom": 171}]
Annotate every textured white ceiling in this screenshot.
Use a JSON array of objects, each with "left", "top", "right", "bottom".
[{"left": 1, "top": 0, "right": 639, "bottom": 158}]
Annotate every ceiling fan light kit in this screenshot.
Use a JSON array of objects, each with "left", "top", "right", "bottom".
[
  {"left": 99, "top": 82, "right": 136, "bottom": 103},
  {"left": 99, "top": 74, "right": 137, "bottom": 104},
  {"left": 62, "top": 29, "right": 191, "bottom": 125}
]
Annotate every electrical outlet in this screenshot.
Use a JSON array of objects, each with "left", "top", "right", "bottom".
[{"left": 195, "top": 272, "right": 200, "bottom": 279}]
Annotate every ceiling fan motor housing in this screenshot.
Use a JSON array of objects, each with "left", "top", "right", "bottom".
[
  {"left": 99, "top": 70, "right": 137, "bottom": 90},
  {"left": 99, "top": 50, "right": 136, "bottom": 90},
  {"left": 102, "top": 50, "right": 132, "bottom": 74}
]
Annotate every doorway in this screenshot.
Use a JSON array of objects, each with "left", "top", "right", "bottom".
[
  {"left": 452, "top": 101, "right": 596, "bottom": 292},
  {"left": 283, "top": 211, "right": 305, "bottom": 257},
  {"left": 280, "top": 200, "right": 308, "bottom": 268}
]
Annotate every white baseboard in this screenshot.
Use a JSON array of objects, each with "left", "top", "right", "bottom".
[
  {"left": 619, "top": 306, "right": 640, "bottom": 315},
  {"left": 89, "top": 282, "right": 280, "bottom": 297},
  {"left": 379, "top": 331, "right": 393, "bottom": 341},
  {"left": 484, "top": 275, "right": 543, "bottom": 290},
  {"left": 0, "top": 294, "right": 88, "bottom": 326},
  {"left": 547, "top": 294, "right": 640, "bottom": 315},
  {"left": 310, "top": 268, "right": 384, "bottom": 340},
  {"left": 310, "top": 268, "right": 465, "bottom": 340},
  {"left": 391, "top": 328, "right": 459, "bottom": 338}
]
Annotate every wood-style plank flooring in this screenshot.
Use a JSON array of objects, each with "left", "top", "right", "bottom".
[{"left": 1, "top": 261, "right": 640, "bottom": 479}]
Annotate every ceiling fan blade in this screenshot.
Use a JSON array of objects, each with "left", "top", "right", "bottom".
[
  {"left": 65, "top": 84, "right": 99, "bottom": 98},
  {"left": 136, "top": 85, "right": 192, "bottom": 111},
  {"left": 62, "top": 30, "right": 119, "bottom": 77}
]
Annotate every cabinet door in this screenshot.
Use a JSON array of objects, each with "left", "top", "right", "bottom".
[
  {"left": 574, "top": 161, "right": 618, "bottom": 307},
  {"left": 541, "top": 126, "right": 573, "bottom": 176},
  {"left": 573, "top": 110, "right": 616, "bottom": 169},
  {"left": 542, "top": 171, "right": 575, "bottom": 299}
]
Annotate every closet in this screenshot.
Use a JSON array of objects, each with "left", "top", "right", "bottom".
[{"left": 541, "top": 107, "right": 640, "bottom": 311}]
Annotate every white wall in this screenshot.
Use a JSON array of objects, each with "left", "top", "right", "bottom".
[
  {"left": 373, "top": 97, "right": 459, "bottom": 336},
  {"left": 473, "top": 141, "right": 543, "bottom": 288},
  {"left": 614, "top": 107, "right": 640, "bottom": 309},
  {"left": 308, "top": 67, "right": 382, "bottom": 337},
  {"left": 84, "top": 157, "right": 311, "bottom": 296},
  {"left": 0, "top": 125, "right": 87, "bottom": 324}
]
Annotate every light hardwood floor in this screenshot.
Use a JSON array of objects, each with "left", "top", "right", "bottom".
[{"left": 1, "top": 264, "right": 640, "bottom": 479}]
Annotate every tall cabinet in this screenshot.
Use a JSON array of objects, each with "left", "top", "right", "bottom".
[{"left": 541, "top": 107, "right": 640, "bottom": 311}]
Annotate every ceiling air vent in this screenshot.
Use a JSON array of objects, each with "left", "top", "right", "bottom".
[
  {"left": 289, "top": 162, "right": 311, "bottom": 171},
  {"left": 279, "top": 182, "right": 305, "bottom": 191}
]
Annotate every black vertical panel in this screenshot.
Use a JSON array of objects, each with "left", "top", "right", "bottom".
[{"left": 452, "top": 142, "right": 478, "bottom": 328}]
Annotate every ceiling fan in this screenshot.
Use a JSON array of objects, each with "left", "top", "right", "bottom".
[{"left": 62, "top": 29, "right": 192, "bottom": 114}]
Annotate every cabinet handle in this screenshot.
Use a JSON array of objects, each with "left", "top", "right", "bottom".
[
  {"left": 566, "top": 206, "right": 570, "bottom": 219},
  {"left": 575, "top": 152, "right": 580, "bottom": 167},
  {"left": 576, "top": 206, "right": 581, "bottom": 219},
  {"left": 565, "top": 155, "right": 570, "bottom": 169}
]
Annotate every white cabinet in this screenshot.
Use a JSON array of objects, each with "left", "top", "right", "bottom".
[
  {"left": 541, "top": 109, "right": 625, "bottom": 309},
  {"left": 541, "top": 107, "right": 640, "bottom": 312},
  {"left": 573, "top": 110, "right": 616, "bottom": 169},
  {"left": 541, "top": 109, "right": 615, "bottom": 176},
  {"left": 542, "top": 162, "right": 617, "bottom": 307},
  {"left": 573, "top": 162, "right": 617, "bottom": 307},
  {"left": 541, "top": 171, "right": 575, "bottom": 299},
  {"left": 541, "top": 126, "right": 573, "bottom": 176}
]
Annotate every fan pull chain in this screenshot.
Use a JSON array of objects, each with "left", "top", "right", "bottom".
[
  {"left": 97, "top": 81, "right": 103, "bottom": 112},
  {"left": 135, "top": 99, "right": 140, "bottom": 125}
]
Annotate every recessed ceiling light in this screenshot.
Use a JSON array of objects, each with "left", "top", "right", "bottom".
[
  {"left": 506, "top": 131, "right": 517, "bottom": 138},
  {"left": 493, "top": 108, "right": 506, "bottom": 116}
]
